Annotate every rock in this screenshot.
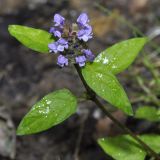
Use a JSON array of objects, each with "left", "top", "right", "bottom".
[{"left": 0, "top": 107, "right": 16, "bottom": 159}]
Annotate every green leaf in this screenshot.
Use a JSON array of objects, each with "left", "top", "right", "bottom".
[
  {"left": 82, "top": 38, "right": 147, "bottom": 115},
  {"left": 135, "top": 106, "right": 160, "bottom": 122},
  {"left": 82, "top": 65, "right": 133, "bottom": 115},
  {"left": 98, "top": 135, "right": 145, "bottom": 160},
  {"left": 98, "top": 134, "right": 160, "bottom": 160},
  {"left": 8, "top": 25, "right": 54, "bottom": 53},
  {"left": 17, "top": 89, "right": 77, "bottom": 135},
  {"left": 140, "top": 135, "right": 160, "bottom": 153},
  {"left": 94, "top": 38, "right": 148, "bottom": 74}
]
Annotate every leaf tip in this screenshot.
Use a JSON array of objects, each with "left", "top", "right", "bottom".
[
  {"left": 136, "top": 37, "right": 149, "bottom": 47},
  {"left": 97, "top": 138, "right": 105, "bottom": 144},
  {"left": 126, "top": 105, "right": 134, "bottom": 116},
  {"left": 16, "top": 124, "right": 31, "bottom": 136},
  {"left": 16, "top": 127, "right": 25, "bottom": 136},
  {"left": 16, "top": 121, "right": 30, "bottom": 136},
  {"left": 141, "top": 37, "right": 149, "bottom": 43},
  {"left": 8, "top": 25, "right": 16, "bottom": 33},
  {"left": 8, "top": 25, "right": 13, "bottom": 34},
  {"left": 128, "top": 111, "right": 134, "bottom": 116}
]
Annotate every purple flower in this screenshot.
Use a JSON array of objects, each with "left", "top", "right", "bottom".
[
  {"left": 54, "top": 14, "right": 65, "bottom": 27},
  {"left": 48, "top": 38, "right": 68, "bottom": 53},
  {"left": 48, "top": 42, "right": 59, "bottom": 53},
  {"left": 75, "top": 55, "right": 86, "bottom": 67},
  {"left": 57, "top": 38, "right": 68, "bottom": 52},
  {"left": 49, "top": 27, "right": 62, "bottom": 38},
  {"left": 57, "top": 55, "right": 68, "bottom": 67},
  {"left": 77, "top": 25, "right": 93, "bottom": 42},
  {"left": 83, "top": 49, "right": 95, "bottom": 61},
  {"left": 77, "top": 13, "right": 89, "bottom": 27}
]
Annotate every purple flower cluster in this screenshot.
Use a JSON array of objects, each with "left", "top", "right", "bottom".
[{"left": 48, "top": 13, "right": 95, "bottom": 67}]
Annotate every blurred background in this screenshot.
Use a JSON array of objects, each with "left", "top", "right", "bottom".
[{"left": 0, "top": 0, "right": 160, "bottom": 159}]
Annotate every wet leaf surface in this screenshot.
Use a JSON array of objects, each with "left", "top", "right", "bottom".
[
  {"left": 82, "top": 64, "right": 133, "bottom": 115},
  {"left": 98, "top": 134, "right": 160, "bottom": 160},
  {"left": 94, "top": 38, "right": 148, "bottom": 75},
  {"left": 17, "top": 89, "right": 77, "bottom": 135}
]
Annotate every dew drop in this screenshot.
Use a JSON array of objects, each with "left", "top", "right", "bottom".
[
  {"left": 118, "top": 153, "right": 121, "bottom": 156},
  {"left": 95, "top": 54, "right": 103, "bottom": 62},
  {"left": 103, "top": 57, "right": 109, "bottom": 64},
  {"left": 39, "top": 110, "right": 43, "bottom": 114},
  {"left": 46, "top": 101, "right": 51, "bottom": 105},
  {"left": 112, "top": 65, "right": 117, "bottom": 69},
  {"left": 26, "top": 127, "right": 30, "bottom": 131},
  {"left": 45, "top": 107, "right": 50, "bottom": 114},
  {"left": 97, "top": 73, "right": 103, "bottom": 78},
  {"left": 100, "top": 138, "right": 105, "bottom": 142}
]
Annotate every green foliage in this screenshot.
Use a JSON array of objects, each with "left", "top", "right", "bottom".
[
  {"left": 94, "top": 38, "right": 148, "bottom": 74},
  {"left": 82, "top": 64, "right": 133, "bottom": 115},
  {"left": 8, "top": 25, "right": 54, "bottom": 53},
  {"left": 17, "top": 89, "right": 77, "bottom": 135},
  {"left": 98, "top": 135, "right": 160, "bottom": 160},
  {"left": 82, "top": 38, "right": 148, "bottom": 115},
  {"left": 135, "top": 106, "right": 160, "bottom": 122}
]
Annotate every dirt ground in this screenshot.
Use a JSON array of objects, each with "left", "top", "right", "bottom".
[{"left": 0, "top": 0, "right": 160, "bottom": 160}]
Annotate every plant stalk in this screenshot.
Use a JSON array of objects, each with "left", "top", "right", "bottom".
[{"left": 74, "top": 64, "right": 160, "bottom": 160}]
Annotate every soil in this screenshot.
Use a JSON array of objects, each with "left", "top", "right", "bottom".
[{"left": 0, "top": 0, "right": 160, "bottom": 160}]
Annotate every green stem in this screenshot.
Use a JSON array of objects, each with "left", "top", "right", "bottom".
[{"left": 74, "top": 64, "right": 160, "bottom": 160}]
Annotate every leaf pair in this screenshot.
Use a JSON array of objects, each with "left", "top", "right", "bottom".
[
  {"left": 82, "top": 38, "right": 148, "bottom": 115},
  {"left": 98, "top": 134, "right": 160, "bottom": 160}
]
